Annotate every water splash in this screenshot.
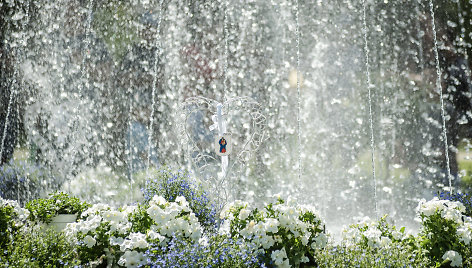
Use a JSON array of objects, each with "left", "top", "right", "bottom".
[
  {"left": 415, "top": 0, "right": 424, "bottom": 75},
  {"left": 223, "top": 0, "right": 229, "bottom": 103},
  {"left": 147, "top": 0, "right": 165, "bottom": 171},
  {"left": 296, "top": 0, "right": 302, "bottom": 184},
  {"left": 0, "top": 83, "right": 16, "bottom": 167},
  {"left": 362, "top": 0, "right": 378, "bottom": 216},
  {"left": 428, "top": 0, "right": 452, "bottom": 194}
]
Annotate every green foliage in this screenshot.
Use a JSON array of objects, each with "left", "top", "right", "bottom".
[
  {"left": 75, "top": 221, "right": 113, "bottom": 265},
  {"left": 25, "top": 192, "right": 90, "bottom": 223},
  {"left": 3, "top": 226, "right": 80, "bottom": 267},
  {"left": 0, "top": 204, "right": 22, "bottom": 263},
  {"left": 418, "top": 212, "right": 471, "bottom": 266},
  {"left": 128, "top": 203, "right": 154, "bottom": 234},
  {"left": 338, "top": 215, "right": 431, "bottom": 267},
  {"left": 315, "top": 245, "right": 430, "bottom": 268}
]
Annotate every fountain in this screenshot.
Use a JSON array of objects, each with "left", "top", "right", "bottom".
[{"left": 2, "top": 0, "right": 472, "bottom": 239}]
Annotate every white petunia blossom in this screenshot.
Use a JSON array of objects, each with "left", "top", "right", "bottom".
[
  {"left": 83, "top": 235, "right": 96, "bottom": 248},
  {"left": 312, "top": 233, "right": 328, "bottom": 249},
  {"left": 379, "top": 236, "right": 392, "bottom": 248},
  {"left": 110, "top": 236, "right": 124, "bottom": 246},
  {"left": 442, "top": 250, "right": 462, "bottom": 267},
  {"left": 239, "top": 208, "right": 251, "bottom": 221},
  {"left": 264, "top": 218, "right": 279, "bottom": 233},
  {"left": 118, "top": 250, "right": 146, "bottom": 268},
  {"left": 271, "top": 247, "right": 288, "bottom": 265},
  {"left": 457, "top": 222, "right": 472, "bottom": 245},
  {"left": 150, "top": 195, "right": 167, "bottom": 206}
]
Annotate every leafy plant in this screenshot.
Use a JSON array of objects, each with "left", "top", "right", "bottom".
[
  {"left": 417, "top": 198, "right": 472, "bottom": 267},
  {"left": 221, "top": 196, "right": 325, "bottom": 267},
  {"left": 315, "top": 245, "right": 430, "bottom": 268},
  {"left": 141, "top": 167, "right": 217, "bottom": 230},
  {"left": 25, "top": 192, "right": 90, "bottom": 223},
  {"left": 3, "top": 225, "right": 80, "bottom": 267},
  {"left": 0, "top": 199, "right": 29, "bottom": 262},
  {"left": 339, "top": 215, "right": 430, "bottom": 267}
]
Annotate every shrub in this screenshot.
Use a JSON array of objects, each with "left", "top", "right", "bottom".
[
  {"left": 3, "top": 225, "right": 80, "bottom": 267},
  {"left": 0, "top": 198, "right": 29, "bottom": 261},
  {"left": 65, "top": 196, "right": 203, "bottom": 266},
  {"left": 417, "top": 197, "right": 472, "bottom": 267},
  {"left": 141, "top": 167, "right": 217, "bottom": 230},
  {"left": 64, "top": 203, "right": 130, "bottom": 266},
  {"left": 315, "top": 245, "right": 430, "bottom": 268},
  {"left": 25, "top": 192, "right": 90, "bottom": 223},
  {"left": 221, "top": 196, "right": 325, "bottom": 267},
  {"left": 338, "top": 216, "right": 429, "bottom": 267}
]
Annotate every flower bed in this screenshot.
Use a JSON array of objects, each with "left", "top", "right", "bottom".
[{"left": 1, "top": 169, "right": 472, "bottom": 267}]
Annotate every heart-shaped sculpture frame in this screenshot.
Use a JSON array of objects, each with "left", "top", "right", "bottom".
[{"left": 178, "top": 96, "right": 266, "bottom": 204}]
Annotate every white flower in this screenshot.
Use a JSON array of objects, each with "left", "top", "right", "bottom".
[
  {"left": 260, "top": 234, "right": 275, "bottom": 249},
  {"left": 64, "top": 222, "right": 78, "bottom": 236},
  {"left": 147, "top": 230, "right": 166, "bottom": 244},
  {"left": 364, "top": 227, "right": 381, "bottom": 247},
  {"left": 271, "top": 247, "right": 288, "bottom": 265},
  {"left": 150, "top": 195, "right": 167, "bottom": 206},
  {"left": 442, "top": 207, "right": 463, "bottom": 223},
  {"left": 279, "top": 259, "right": 291, "bottom": 268},
  {"left": 83, "top": 235, "right": 96, "bottom": 248},
  {"left": 121, "top": 205, "right": 138, "bottom": 216},
  {"left": 264, "top": 218, "right": 279, "bottom": 233},
  {"left": 103, "top": 210, "right": 127, "bottom": 223},
  {"left": 175, "top": 196, "right": 189, "bottom": 206},
  {"left": 417, "top": 198, "right": 445, "bottom": 216},
  {"left": 457, "top": 223, "right": 472, "bottom": 245},
  {"left": 379, "top": 236, "right": 391, "bottom": 248},
  {"left": 147, "top": 205, "right": 171, "bottom": 224},
  {"left": 118, "top": 250, "right": 146, "bottom": 268},
  {"left": 442, "top": 250, "right": 462, "bottom": 267},
  {"left": 239, "top": 208, "right": 251, "bottom": 221},
  {"left": 300, "top": 255, "right": 309, "bottom": 263},
  {"left": 120, "top": 233, "right": 148, "bottom": 251},
  {"left": 82, "top": 203, "right": 110, "bottom": 218},
  {"left": 110, "top": 236, "right": 124, "bottom": 246},
  {"left": 391, "top": 230, "right": 403, "bottom": 240},
  {"left": 312, "top": 233, "right": 328, "bottom": 249},
  {"left": 301, "top": 235, "right": 309, "bottom": 246}
]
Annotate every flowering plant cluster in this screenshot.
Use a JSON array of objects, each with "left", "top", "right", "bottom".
[
  {"left": 439, "top": 191, "right": 472, "bottom": 217},
  {"left": 64, "top": 195, "right": 202, "bottom": 267},
  {"left": 220, "top": 196, "right": 326, "bottom": 267},
  {"left": 5, "top": 166, "right": 472, "bottom": 268},
  {"left": 142, "top": 167, "right": 217, "bottom": 229},
  {"left": 339, "top": 215, "right": 429, "bottom": 267},
  {"left": 417, "top": 197, "right": 472, "bottom": 267},
  {"left": 341, "top": 215, "right": 407, "bottom": 249}
]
